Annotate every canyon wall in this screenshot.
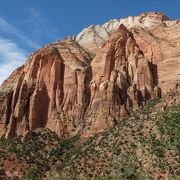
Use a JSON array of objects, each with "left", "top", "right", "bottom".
[{"left": 0, "top": 12, "right": 179, "bottom": 138}]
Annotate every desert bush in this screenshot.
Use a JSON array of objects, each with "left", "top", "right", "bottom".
[{"left": 24, "top": 166, "right": 39, "bottom": 180}]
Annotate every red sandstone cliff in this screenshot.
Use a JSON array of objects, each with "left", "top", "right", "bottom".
[{"left": 0, "top": 12, "right": 179, "bottom": 138}]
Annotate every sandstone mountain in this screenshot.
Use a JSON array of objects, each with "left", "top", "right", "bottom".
[{"left": 0, "top": 12, "right": 180, "bottom": 139}]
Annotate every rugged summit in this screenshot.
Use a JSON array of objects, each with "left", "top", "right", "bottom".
[
  {"left": 76, "top": 12, "right": 180, "bottom": 92},
  {"left": 76, "top": 12, "right": 169, "bottom": 54},
  {"left": 0, "top": 12, "right": 179, "bottom": 139}
]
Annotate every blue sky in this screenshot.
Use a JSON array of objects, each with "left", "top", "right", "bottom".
[{"left": 0, "top": 0, "right": 179, "bottom": 84}]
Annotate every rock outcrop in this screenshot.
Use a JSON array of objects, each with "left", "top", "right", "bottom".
[
  {"left": 0, "top": 40, "right": 92, "bottom": 138},
  {"left": 76, "top": 12, "right": 169, "bottom": 55},
  {"left": 83, "top": 25, "right": 159, "bottom": 136},
  {"left": 0, "top": 12, "right": 179, "bottom": 138}
]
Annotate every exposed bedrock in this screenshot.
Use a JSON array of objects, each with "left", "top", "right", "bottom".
[{"left": 0, "top": 25, "right": 161, "bottom": 138}]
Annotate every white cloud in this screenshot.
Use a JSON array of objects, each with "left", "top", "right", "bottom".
[
  {"left": 0, "top": 37, "right": 27, "bottom": 84},
  {"left": 28, "top": 7, "right": 46, "bottom": 25},
  {"left": 0, "top": 17, "right": 39, "bottom": 49},
  {"left": 0, "top": 8, "right": 60, "bottom": 85},
  {"left": 27, "top": 7, "right": 60, "bottom": 40}
]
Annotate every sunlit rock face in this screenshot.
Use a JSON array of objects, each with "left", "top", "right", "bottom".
[
  {"left": 0, "top": 40, "right": 92, "bottom": 138},
  {"left": 76, "top": 12, "right": 180, "bottom": 94},
  {"left": 76, "top": 12, "right": 169, "bottom": 54},
  {"left": 0, "top": 12, "right": 179, "bottom": 138}
]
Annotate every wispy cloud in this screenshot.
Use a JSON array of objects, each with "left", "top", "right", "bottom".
[
  {"left": 29, "top": 7, "right": 46, "bottom": 24},
  {"left": 0, "top": 17, "right": 39, "bottom": 49},
  {"left": 27, "top": 7, "right": 60, "bottom": 41},
  {"left": 0, "top": 37, "right": 28, "bottom": 84},
  {"left": 0, "top": 7, "right": 60, "bottom": 84}
]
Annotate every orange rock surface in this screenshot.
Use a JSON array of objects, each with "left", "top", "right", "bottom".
[{"left": 0, "top": 12, "right": 179, "bottom": 138}]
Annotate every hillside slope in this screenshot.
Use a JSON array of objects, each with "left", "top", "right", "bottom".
[{"left": 0, "top": 89, "right": 179, "bottom": 179}]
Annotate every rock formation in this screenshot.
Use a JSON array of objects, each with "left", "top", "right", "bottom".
[
  {"left": 76, "top": 12, "right": 180, "bottom": 93},
  {"left": 0, "top": 12, "right": 179, "bottom": 138}
]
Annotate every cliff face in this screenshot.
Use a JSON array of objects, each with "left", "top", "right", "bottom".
[
  {"left": 0, "top": 12, "right": 179, "bottom": 138},
  {"left": 83, "top": 25, "right": 160, "bottom": 137},
  {"left": 76, "top": 12, "right": 180, "bottom": 93},
  {"left": 0, "top": 40, "right": 92, "bottom": 138}
]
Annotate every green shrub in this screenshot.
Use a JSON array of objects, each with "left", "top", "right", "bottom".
[
  {"left": 24, "top": 166, "right": 39, "bottom": 180},
  {"left": 141, "top": 99, "right": 160, "bottom": 114}
]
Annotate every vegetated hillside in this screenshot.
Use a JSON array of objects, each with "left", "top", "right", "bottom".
[{"left": 0, "top": 89, "right": 179, "bottom": 179}]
